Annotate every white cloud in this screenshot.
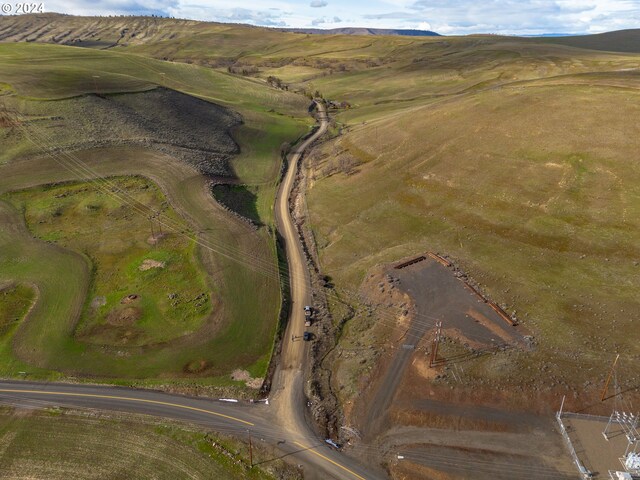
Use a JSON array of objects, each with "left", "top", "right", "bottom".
[
  {"left": 310, "top": 0, "right": 328, "bottom": 7},
  {"left": 311, "top": 15, "right": 342, "bottom": 25}
]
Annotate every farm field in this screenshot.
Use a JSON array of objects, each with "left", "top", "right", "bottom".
[{"left": 0, "top": 406, "right": 296, "bottom": 480}]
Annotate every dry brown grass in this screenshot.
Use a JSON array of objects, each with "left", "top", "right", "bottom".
[{"left": 308, "top": 70, "right": 640, "bottom": 404}]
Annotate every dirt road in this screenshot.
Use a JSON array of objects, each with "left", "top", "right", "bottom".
[
  {"left": 270, "top": 102, "right": 333, "bottom": 454},
  {"left": 269, "top": 102, "right": 384, "bottom": 478}
]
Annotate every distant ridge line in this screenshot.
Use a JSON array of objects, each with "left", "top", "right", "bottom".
[{"left": 281, "top": 27, "right": 441, "bottom": 37}]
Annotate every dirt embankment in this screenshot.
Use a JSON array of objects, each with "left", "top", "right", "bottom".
[{"left": 2, "top": 88, "right": 241, "bottom": 176}]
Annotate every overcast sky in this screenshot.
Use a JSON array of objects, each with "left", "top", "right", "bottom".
[{"left": 38, "top": 0, "right": 640, "bottom": 35}]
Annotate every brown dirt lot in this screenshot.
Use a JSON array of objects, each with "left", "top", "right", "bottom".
[
  {"left": 352, "top": 256, "right": 528, "bottom": 439},
  {"left": 341, "top": 256, "right": 577, "bottom": 479}
]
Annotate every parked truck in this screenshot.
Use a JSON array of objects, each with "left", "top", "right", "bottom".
[{"left": 304, "top": 305, "right": 312, "bottom": 327}]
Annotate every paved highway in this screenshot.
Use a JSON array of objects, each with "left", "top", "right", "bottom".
[{"left": 0, "top": 103, "right": 385, "bottom": 480}]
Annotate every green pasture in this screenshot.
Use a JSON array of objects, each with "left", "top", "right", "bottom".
[
  {"left": 0, "top": 171, "right": 276, "bottom": 381},
  {"left": 7, "top": 177, "right": 211, "bottom": 347}
]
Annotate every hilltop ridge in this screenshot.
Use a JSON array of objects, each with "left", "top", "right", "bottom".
[
  {"left": 2, "top": 13, "right": 640, "bottom": 55},
  {"left": 282, "top": 27, "right": 440, "bottom": 36}
]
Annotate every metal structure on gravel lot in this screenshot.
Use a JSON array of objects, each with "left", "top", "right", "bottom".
[{"left": 557, "top": 396, "right": 640, "bottom": 480}]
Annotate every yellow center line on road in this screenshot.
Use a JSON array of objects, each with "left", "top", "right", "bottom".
[
  {"left": 0, "top": 388, "right": 254, "bottom": 426},
  {"left": 294, "top": 441, "right": 366, "bottom": 480}
]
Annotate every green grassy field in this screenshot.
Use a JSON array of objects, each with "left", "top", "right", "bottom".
[
  {"left": 0, "top": 148, "right": 286, "bottom": 383},
  {"left": 0, "top": 284, "right": 34, "bottom": 336},
  {"left": 0, "top": 406, "right": 298, "bottom": 480},
  {"left": 6, "top": 177, "right": 211, "bottom": 347}
]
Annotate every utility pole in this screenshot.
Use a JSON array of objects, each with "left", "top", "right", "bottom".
[
  {"left": 601, "top": 354, "right": 620, "bottom": 402},
  {"left": 148, "top": 216, "right": 155, "bottom": 239},
  {"left": 153, "top": 212, "right": 163, "bottom": 235},
  {"left": 429, "top": 321, "right": 443, "bottom": 368}
]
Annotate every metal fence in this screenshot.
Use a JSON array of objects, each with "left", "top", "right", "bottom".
[{"left": 556, "top": 411, "right": 594, "bottom": 479}]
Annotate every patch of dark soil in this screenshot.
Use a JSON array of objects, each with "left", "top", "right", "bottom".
[
  {"left": 106, "top": 306, "right": 142, "bottom": 326},
  {"left": 80, "top": 322, "right": 144, "bottom": 346},
  {"left": 393, "top": 257, "right": 524, "bottom": 348},
  {"left": 399, "top": 443, "right": 576, "bottom": 480},
  {"left": 353, "top": 256, "right": 527, "bottom": 441},
  {"left": 393, "top": 397, "right": 545, "bottom": 431},
  {"left": 1, "top": 88, "right": 242, "bottom": 177}
]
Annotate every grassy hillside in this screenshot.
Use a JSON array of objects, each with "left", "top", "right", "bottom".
[
  {"left": 0, "top": 42, "right": 310, "bottom": 211},
  {"left": 0, "top": 41, "right": 310, "bottom": 385},
  {"left": 536, "top": 29, "right": 640, "bottom": 53},
  {"left": 307, "top": 66, "right": 640, "bottom": 400},
  {"left": 0, "top": 13, "right": 216, "bottom": 48}
]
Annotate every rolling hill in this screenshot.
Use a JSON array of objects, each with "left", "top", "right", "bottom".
[
  {"left": 535, "top": 28, "right": 640, "bottom": 53},
  {"left": 283, "top": 27, "right": 440, "bottom": 36},
  {"left": 1, "top": 14, "right": 640, "bottom": 478},
  {"left": 1, "top": 8, "right": 639, "bottom": 403}
]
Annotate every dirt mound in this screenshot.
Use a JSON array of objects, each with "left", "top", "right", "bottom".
[
  {"left": 139, "top": 259, "right": 165, "bottom": 271},
  {"left": 183, "top": 359, "right": 209, "bottom": 374},
  {"left": 231, "top": 369, "right": 263, "bottom": 389},
  {"left": 106, "top": 306, "right": 141, "bottom": 326},
  {"left": 120, "top": 294, "right": 139, "bottom": 304}
]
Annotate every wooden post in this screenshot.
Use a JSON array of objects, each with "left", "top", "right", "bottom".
[
  {"left": 429, "top": 321, "right": 442, "bottom": 368},
  {"left": 601, "top": 354, "right": 620, "bottom": 402}
]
